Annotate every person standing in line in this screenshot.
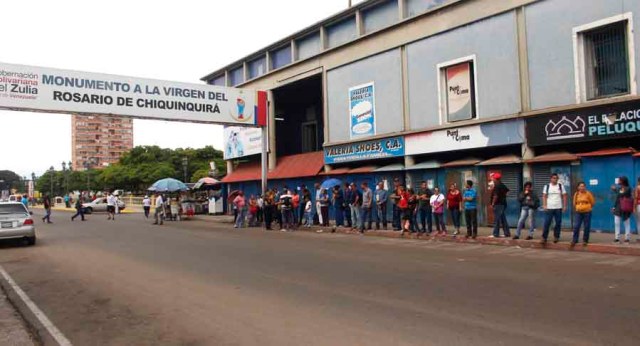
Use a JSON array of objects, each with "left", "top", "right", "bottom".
[
  {"left": 280, "top": 190, "right": 295, "bottom": 231},
  {"left": 572, "top": 182, "right": 595, "bottom": 246},
  {"left": 375, "top": 181, "right": 388, "bottom": 230},
  {"left": 343, "top": 183, "right": 353, "bottom": 228},
  {"left": 349, "top": 183, "right": 361, "bottom": 231},
  {"left": 42, "top": 194, "right": 53, "bottom": 223},
  {"left": 107, "top": 192, "right": 117, "bottom": 221},
  {"left": 332, "top": 185, "right": 345, "bottom": 229},
  {"left": 292, "top": 190, "right": 300, "bottom": 225},
  {"left": 390, "top": 178, "right": 402, "bottom": 231},
  {"left": 612, "top": 176, "right": 634, "bottom": 243},
  {"left": 153, "top": 192, "right": 164, "bottom": 225},
  {"left": 233, "top": 191, "right": 247, "bottom": 229},
  {"left": 256, "top": 194, "right": 264, "bottom": 224},
  {"left": 416, "top": 181, "right": 432, "bottom": 234},
  {"left": 541, "top": 173, "right": 567, "bottom": 244},
  {"left": 407, "top": 188, "right": 418, "bottom": 233},
  {"left": 71, "top": 197, "right": 86, "bottom": 221},
  {"left": 447, "top": 183, "right": 463, "bottom": 235},
  {"left": 264, "top": 190, "right": 275, "bottom": 230},
  {"left": 298, "top": 187, "right": 310, "bottom": 226},
  {"left": 397, "top": 186, "right": 410, "bottom": 235},
  {"left": 314, "top": 183, "right": 323, "bottom": 226},
  {"left": 635, "top": 177, "right": 640, "bottom": 240},
  {"left": 514, "top": 182, "right": 539, "bottom": 240},
  {"left": 142, "top": 195, "right": 151, "bottom": 218},
  {"left": 490, "top": 173, "right": 511, "bottom": 238},
  {"left": 463, "top": 180, "right": 478, "bottom": 239},
  {"left": 303, "top": 198, "right": 313, "bottom": 227},
  {"left": 319, "top": 188, "right": 330, "bottom": 227},
  {"left": 248, "top": 195, "right": 258, "bottom": 227},
  {"left": 430, "top": 187, "right": 446, "bottom": 235},
  {"left": 359, "top": 182, "right": 373, "bottom": 234}
]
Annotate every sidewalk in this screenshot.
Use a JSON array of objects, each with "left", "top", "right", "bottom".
[
  {"left": 194, "top": 214, "right": 640, "bottom": 257},
  {"left": 0, "top": 294, "right": 35, "bottom": 346}
]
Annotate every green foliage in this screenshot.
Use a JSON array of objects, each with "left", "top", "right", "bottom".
[{"left": 0, "top": 170, "right": 23, "bottom": 191}]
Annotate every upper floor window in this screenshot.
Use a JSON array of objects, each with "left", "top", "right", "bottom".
[
  {"left": 437, "top": 56, "right": 477, "bottom": 123},
  {"left": 574, "top": 13, "right": 636, "bottom": 102}
]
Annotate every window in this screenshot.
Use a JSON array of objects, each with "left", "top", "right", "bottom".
[
  {"left": 270, "top": 45, "right": 292, "bottom": 70},
  {"left": 437, "top": 56, "right": 477, "bottom": 123},
  {"left": 301, "top": 121, "right": 318, "bottom": 153},
  {"left": 248, "top": 56, "right": 266, "bottom": 80},
  {"left": 574, "top": 13, "right": 636, "bottom": 102},
  {"left": 228, "top": 66, "right": 244, "bottom": 86}
]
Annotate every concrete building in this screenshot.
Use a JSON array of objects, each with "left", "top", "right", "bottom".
[
  {"left": 205, "top": 0, "right": 640, "bottom": 232},
  {"left": 71, "top": 114, "right": 134, "bottom": 171}
]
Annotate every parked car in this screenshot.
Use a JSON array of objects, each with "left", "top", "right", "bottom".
[
  {"left": 0, "top": 202, "right": 36, "bottom": 245},
  {"left": 82, "top": 197, "right": 126, "bottom": 214}
]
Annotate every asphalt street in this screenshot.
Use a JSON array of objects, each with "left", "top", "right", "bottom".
[{"left": 0, "top": 210, "right": 639, "bottom": 345}]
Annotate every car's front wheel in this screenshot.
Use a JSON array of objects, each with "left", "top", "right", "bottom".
[{"left": 85, "top": 207, "right": 93, "bottom": 214}]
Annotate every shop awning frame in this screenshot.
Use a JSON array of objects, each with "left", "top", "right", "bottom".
[
  {"left": 374, "top": 163, "right": 405, "bottom": 172},
  {"left": 476, "top": 154, "right": 523, "bottom": 166},
  {"left": 442, "top": 158, "right": 481, "bottom": 168},
  {"left": 406, "top": 160, "right": 441, "bottom": 171},
  {"left": 349, "top": 166, "right": 378, "bottom": 174},
  {"left": 578, "top": 147, "right": 637, "bottom": 158},
  {"left": 524, "top": 151, "right": 579, "bottom": 163}
]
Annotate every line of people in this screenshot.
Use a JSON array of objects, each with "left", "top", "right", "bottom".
[{"left": 230, "top": 174, "right": 640, "bottom": 244}]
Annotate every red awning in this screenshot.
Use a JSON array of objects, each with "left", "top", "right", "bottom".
[
  {"left": 268, "top": 151, "right": 324, "bottom": 180},
  {"left": 442, "top": 158, "right": 481, "bottom": 168},
  {"left": 221, "top": 161, "right": 261, "bottom": 183},
  {"left": 578, "top": 147, "right": 636, "bottom": 157},
  {"left": 348, "top": 166, "right": 378, "bottom": 174},
  {"left": 634, "top": 152, "right": 640, "bottom": 157},
  {"left": 524, "top": 152, "right": 579, "bottom": 163},
  {"left": 319, "top": 167, "right": 351, "bottom": 176},
  {"left": 476, "top": 154, "right": 522, "bottom": 166}
]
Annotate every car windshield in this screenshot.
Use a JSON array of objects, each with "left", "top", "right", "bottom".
[{"left": 0, "top": 204, "right": 28, "bottom": 215}]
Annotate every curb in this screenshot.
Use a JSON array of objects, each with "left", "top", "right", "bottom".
[
  {"left": 0, "top": 274, "right": 56, "bottom": 346},
  {"left": 292, "top": 226, "right": 640, "bottom": 257}
]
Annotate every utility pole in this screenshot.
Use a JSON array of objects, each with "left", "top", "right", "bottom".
[
  {"left": 48, "top": 166, "right": 54, "bottom": 203},
  {"left": 182, "top": 157, "right": 189, "bottom": 183}
]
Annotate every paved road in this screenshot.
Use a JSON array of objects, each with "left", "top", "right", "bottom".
[{"left": 0, "top": 211, "right": 639, "bottom": 346}]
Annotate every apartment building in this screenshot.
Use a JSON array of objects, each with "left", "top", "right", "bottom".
[{"left": 71, "top": 114, "right": 134, "bottom": 171}]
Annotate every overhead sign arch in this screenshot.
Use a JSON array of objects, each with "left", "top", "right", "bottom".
[{"left": 0, "top": 62, "right": 267, "bottom": 126}]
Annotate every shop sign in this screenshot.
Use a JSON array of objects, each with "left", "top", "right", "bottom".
[
  {"left": 0, "top": 62, "right": 267, "bottom": 126},
  {"left": 526, "top": 100, "right": 640, "bottom": 146},
  {"left": 405, "top": 119, "right": 524, "bottom": 155},
  {"left": 349, "top": 82, "right": 376, "bottom": 139},
  {"left": 445, "top": 62, "right": 474, "bottom": 121},
  {"left": 324, "top": 136, "right": 404, "bottom": 164},
  {"left": 223, "top": 126, "right": 263, "bottom": 160}
]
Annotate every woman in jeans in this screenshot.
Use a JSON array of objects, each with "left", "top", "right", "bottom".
[
  {"left": 233, "top": 192, "right": 247, "bottom": 229},
  {"left": 446, "top": 183, "right": 462, "bottom": 235},
  {"left": 430, "top": 187, "right": 447, "bottom": 235},
  {"left": 612, "top": 176, "right": 633, "bottom": 243},
  {"left": 572, "top": 182, "right": 595, "bottom": 245},
  {"left": 514, "top": 182, "right": 539, "bottom": 240},
  {"left": 319, "top": 189, "right": 330, "bottom": 227}
]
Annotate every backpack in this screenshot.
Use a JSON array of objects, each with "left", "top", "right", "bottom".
[{"left": 543, "top": 183, "right": 563, "bottom": 195}]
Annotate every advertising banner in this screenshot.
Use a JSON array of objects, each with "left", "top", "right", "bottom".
[
  {"left": 349, "top": 82, "right": 376, "bottom": 139},
  {"left": 405, "top": 119, "right": 524, "bottom": 155},
  {"left": 324, "top": 136, "right": 404, "bottom": 164},
  {"left": 0, "top": 62, "right": 267, "bottom": 126},
  {"left": 445, "top": 62, "right": 474, "bottom": 122},
  {"left": 223, "top": 126, "right": 263, "bottom": 160},
  {"left": 526, "top": 100, "right": 640, "bottom": 146}
]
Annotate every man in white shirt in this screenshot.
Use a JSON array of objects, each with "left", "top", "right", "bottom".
[
  {"left": 541, "top": 173, "right": 567, "bottom": 244},
  {"left": 142, "top": 195, "right": 151, "bottom": 218},
  {"left": 106, "top": 193, "right": 117, "bottom": 221},
  {"left": 153, "top": 192, "right": 164, "bottom": 225}
]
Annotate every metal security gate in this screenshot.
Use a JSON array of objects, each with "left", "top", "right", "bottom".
[
  {"left": 483, "top": 165, "right": 522, "bottom": 226},
  {"left": 532, "top": 163, "right": 573, "bottom": 228}
]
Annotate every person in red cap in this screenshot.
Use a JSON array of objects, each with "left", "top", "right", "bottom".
[{"left": 490, "top": 173, "right": 511, "bottom": 238}]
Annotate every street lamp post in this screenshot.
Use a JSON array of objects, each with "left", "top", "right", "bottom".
[
  {"left": 182, "top": 157, "right": 189, "bottom": 183},
  {"left": 48, "top": 166, "right": 55, "bottom": 203},
  {"left": 62, "top": 161, "right": 67, "bottom": 195}
]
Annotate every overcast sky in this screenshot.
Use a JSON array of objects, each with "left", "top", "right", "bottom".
[{"left": 0, "top": 0, "right": 362, "bottom": 177}]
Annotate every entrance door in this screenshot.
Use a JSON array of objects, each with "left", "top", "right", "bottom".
[{"left": 581, "top": 156, "right": 635, "bottom": 232}]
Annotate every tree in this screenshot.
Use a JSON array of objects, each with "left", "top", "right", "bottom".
[{"left": 0, "top": 170, "right": 23, "bottom": 191}]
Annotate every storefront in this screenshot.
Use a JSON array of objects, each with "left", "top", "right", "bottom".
[
  {"left": 405, "top": 119, "right": 525, "bottom": 226},
  {"left": 525, "top": 99, "right": 640, "bottom": 232}
]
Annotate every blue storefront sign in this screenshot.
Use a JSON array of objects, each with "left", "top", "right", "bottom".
[
  {"left": 349, "top": 82, "right": 376, "bottom": 139},
  {"left": 324, "top": 136, "right": 405, "bottom": 164}
]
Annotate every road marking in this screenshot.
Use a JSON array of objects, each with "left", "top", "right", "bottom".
[{"left": 0, "top": 265, "right": 72, "bottom": 346}]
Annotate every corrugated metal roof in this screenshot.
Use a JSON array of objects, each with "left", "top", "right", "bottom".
[
  {"left": 442, "top": 158, "right": 481, "bottom": 168},
  {"left": 524, "top": 152, "right": 578, "bottom": 163},
  {"left": 578, "top": 147, "right": 636, "bottom": 157},
  {"left": 476, "top": 154, "right": 522, "bottom": 166},
  {"left": 405, "top": 161, "right": 441, "bottom": 170},
  {"left": 348, "top": 166, "right": 378, "bottom": 174},
  {"left": 374, "top": 163, "right": 404, "bottom": 172},
  {"left": 319, "top": 167, "right": 351, "bottom": 176},
  {"left": 221, "top": 151, "right": 324, "bottom": 183}
]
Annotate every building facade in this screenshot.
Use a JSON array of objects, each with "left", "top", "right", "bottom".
[
  {"left": 71, "top": 114, "right": 134, "bottom": 171},
  {"left": 205, "top": 0, "right": 640, "bottom": 232}
]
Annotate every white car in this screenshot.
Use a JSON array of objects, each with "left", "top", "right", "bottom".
[
  {"left": 0, "top": 202, "right": 36, "bottom": 245},
  {"left": 82, "top": 197, "right": 126, "bottom": 214}
]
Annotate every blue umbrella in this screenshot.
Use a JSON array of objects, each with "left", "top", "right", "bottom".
[
  {"left": 321, "top": 178, "right": 342, "bottom": 190},
  {"left": 148, "top": 178, "right": 189, "bottom": 192}
]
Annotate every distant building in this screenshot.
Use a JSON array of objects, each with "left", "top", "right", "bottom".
[{"left": 71, "top": 114, "right": 134, "bottom": 171}]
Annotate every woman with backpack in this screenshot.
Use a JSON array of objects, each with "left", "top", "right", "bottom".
[
  {"left": 430, "top": 187, "right": 447, "bottom": 236},
  {"left": 612, "top": 176, "right": 634, "bottom": 243},
  {"left": 572, "top": 182, "right": 595, "bottom": 246}
]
